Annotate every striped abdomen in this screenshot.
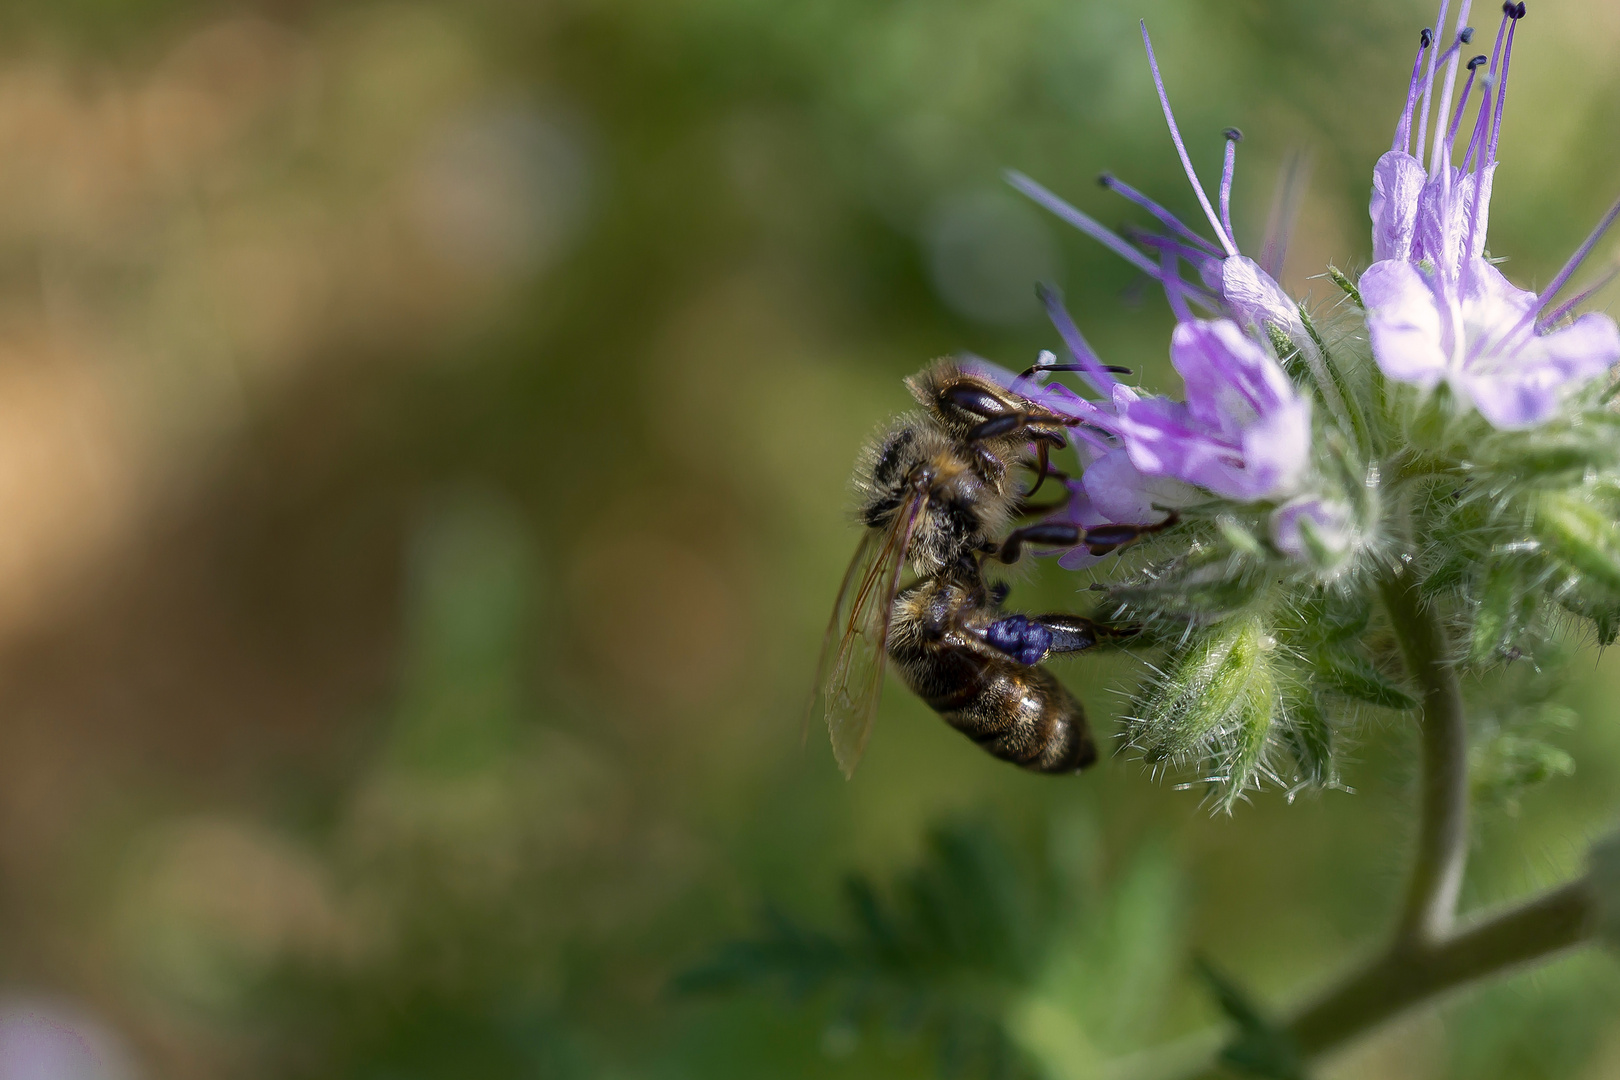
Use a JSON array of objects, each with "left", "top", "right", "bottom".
[{"left": 889, "top": 624, "right": 1096, "bottom": 774}]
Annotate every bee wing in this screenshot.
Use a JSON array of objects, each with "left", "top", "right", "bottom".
[{"left": 812, "top": 493, "right": 926, "bottom": 777}]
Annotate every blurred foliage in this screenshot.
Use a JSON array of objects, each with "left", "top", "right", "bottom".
[
  {"left": 0, "top": 1, "right": 1608, "bottom": 1079},
  {"left": 678, "top": 816, "right": 1183, "bottom": 1080},
  {"left": 1193, "top": 958, "right": 1303, "bottom": 1080}
]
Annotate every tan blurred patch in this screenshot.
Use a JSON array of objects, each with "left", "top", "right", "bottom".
[
  {"left": 0, "top": 10, "right": 580, "bottom": 638},
  {"left": 1581, "top": 1017, "right": 1620, "bottom": 1080},
  {"left": 341, "top": 728, "right": 620, "bottom": 908},
  {"left": 570, "top": 529, "right": 749, "bottom": 712},
  {"left": 1279, "top": 183, "right": 1353, "bottom": 307},
  {"left": 0, "top": 341, "right": 135, "bottom": 636},
  {"left": 1319, "top": 1007, "right": 1444, "bottom": 1080},
  {"left": 113, "top": 816, "right": 355, "bottom": 1006}
]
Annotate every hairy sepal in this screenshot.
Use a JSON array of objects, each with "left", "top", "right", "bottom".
[
  {"left": 1533, "top": 491, "right": 1620, "bottom": 599},
  {"left": 1132, "top": 616, "right": 1295, "bottom": 808}
]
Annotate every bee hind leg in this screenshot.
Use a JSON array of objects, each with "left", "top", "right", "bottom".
[{"left": 984, "top": 612, "right": 1136, "bottom": 665}]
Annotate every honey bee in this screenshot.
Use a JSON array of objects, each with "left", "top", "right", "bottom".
[
  {"left": 810, "top": 359, "right": 1168, "bottom": 776},
  {"left": 886, "top": 562, "right": 1136, "bottom": 773}
]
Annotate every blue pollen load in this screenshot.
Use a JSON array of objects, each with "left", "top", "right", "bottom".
[{"left": 985, "top": 615, "right": 1053, "bottom": 667}]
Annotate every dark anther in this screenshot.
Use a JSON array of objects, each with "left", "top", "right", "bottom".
[
  {"left": 1420, "top": 27, "right": 1433, "bottom": 47},
  {"left": 1097, "top": 172, "right": 1116, "bottom": 188},
  {"left": 1468, "top": 54, "right": 1488, "bottom": 69},
  {"left": 1459, "top": 27, "right": 1474, "bottom": 43},
  {"left": 1515, "top": 2, "right": 1526, "bottom": 19},
  {"left": 1501, "top": 1, "right": 1514, "bottom": 14},
  {"left": 1103, "top": 365, "right": 1133, "bottom": 374},
  {"left": 1223, "top": 127, "right": 1244, "bottom": 143}
]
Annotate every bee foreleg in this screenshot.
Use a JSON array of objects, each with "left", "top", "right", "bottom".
[
  {"left": 967, "top": 412, "right": 1073, "bottom": 443},
  {"left": 1023, "top": 436, "right": 1072, "bottom": 498},
  {"left": 1026, "top": 440, "right": 1052, "bottom": 497},
  {"left": 993, "top": 511, "right": 1180, "bottom": 564},
  {"left": 991, "top": 521, "right": 1085, "bottom": 564}
]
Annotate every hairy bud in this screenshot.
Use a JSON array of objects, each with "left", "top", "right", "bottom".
[{"left": 1132, "top": 617, "right": 1289, "bottom": 809}]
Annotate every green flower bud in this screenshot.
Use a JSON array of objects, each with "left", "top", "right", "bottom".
[
  {"left": 1134, "top": 616, "right": 1291, "bottom": 808},
  {"left": 1534, "top": 492, "right": 1620, "bottom": 597},
  {"left": 1137, "top": 617, "right": 1266, "bottom": 759},
  {"left": 1325, "top": 264, "right": 1362, "bottom": 307},
  {"left": 1218, "top": 658, "right": 1280, "bottom": 811},
  {"left": 1469, "top": 561, "right": 1522, "bottom": 665}
]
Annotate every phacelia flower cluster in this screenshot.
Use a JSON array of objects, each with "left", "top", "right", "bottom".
[
  {"left": 1004, "top": 23, "right": 1348, "bottom": 569},
  {"left": 970, "top": 1, "right": 1620, "bottom": 806},
  {"left": 1360, "top": 0, "right": 1620, "bottom": 429}
]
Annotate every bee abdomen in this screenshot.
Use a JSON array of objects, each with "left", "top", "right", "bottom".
[{"left": 939, "top": 667, "right": 1096, "bottom": 774}]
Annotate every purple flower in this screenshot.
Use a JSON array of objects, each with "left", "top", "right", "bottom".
[
  {"left": 1110, "top": 319, "right": 1311, "bottom": 502},
  {"left": 1019, "top": 291, "right": 1310, "bottom": 526},
  {"left": 987, "top": 21, "right": 1331, "bottom": 565},
  {"left": 1222, "top": 255, "right": 1307, "bottom": 342},
  {"left": 1361, "top": 1, "right": 1620, "bottom": 429},
  {"left": 1005, "top": 26, "right": 1306, "bottom": 343}
]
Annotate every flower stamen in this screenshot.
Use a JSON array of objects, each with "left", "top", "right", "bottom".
[
  {"left": 1140, "top": 21, "right": 1239, "bottom": 257},
  {"left": 1445, "top": 55, "right": 1489, "bottom": 150},
  {"left": 1415, "top": 0, "right": 1452, "bottom": 163},
  {"left": 1461, "top": 76, "right": 1495, "bottom": 270},
  {"left": 1035, "top": 283, "right": 1124, "bottom": 397},
  {"left": 1124, "top": 228, "right": 1218, "bottom": 268},
  {"left": 1534, "top": 194, "right": 1620, "bottom": 319},
  {"left": 1399, "top": 27, "right": 1438, "bottom": 153},
  {"left": 1395, "top": 28, "right": 1434, "bottom": 154},
  {"left": 1486, "top": 2, "right": 1525, "bottom": 168},
  {"left": 1099, "top": 173, "right": 1223, "bottom": 257},
  {"left": 1005, "top": 170, "right": 1162, "bottom": 280},
  {"left": 1427, "top": 3, "right": 1472, "bottom": 175},
  {"left": 1537, "top": 265, "right": 1620, "bottom": 332},
  {"left": 1220, "top": 128, "right": 1243, "bottom": 248},
  {"left": 1159, "top": 250, "right": 1196, "bottom": 323}
]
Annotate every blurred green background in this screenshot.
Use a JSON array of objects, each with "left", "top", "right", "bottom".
[{"left": 0, "top": 0, "right": 1615, "bottom": 1077}]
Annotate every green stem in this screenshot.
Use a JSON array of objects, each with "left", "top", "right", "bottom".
[
  {"left": 1173, "top": 879, "right": 1597, "bottom": 1079},
  {"left": 1283, "top": 878, "right": 1596, "bottom": 1058},
  {"left": 1378, "top": 568, "right": 1469, "bottom": 946},
  {"left": 1162, "top": 569, "right": 1598, "bottom": 1079}
]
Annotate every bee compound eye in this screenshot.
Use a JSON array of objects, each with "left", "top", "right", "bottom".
[{"left": 941, "top": 383, "right": 1012, "bottom": 420}]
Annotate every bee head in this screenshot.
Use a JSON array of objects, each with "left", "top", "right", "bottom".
[{"left": 905, "top": 360, "right": 1026, "bottom": 437}]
